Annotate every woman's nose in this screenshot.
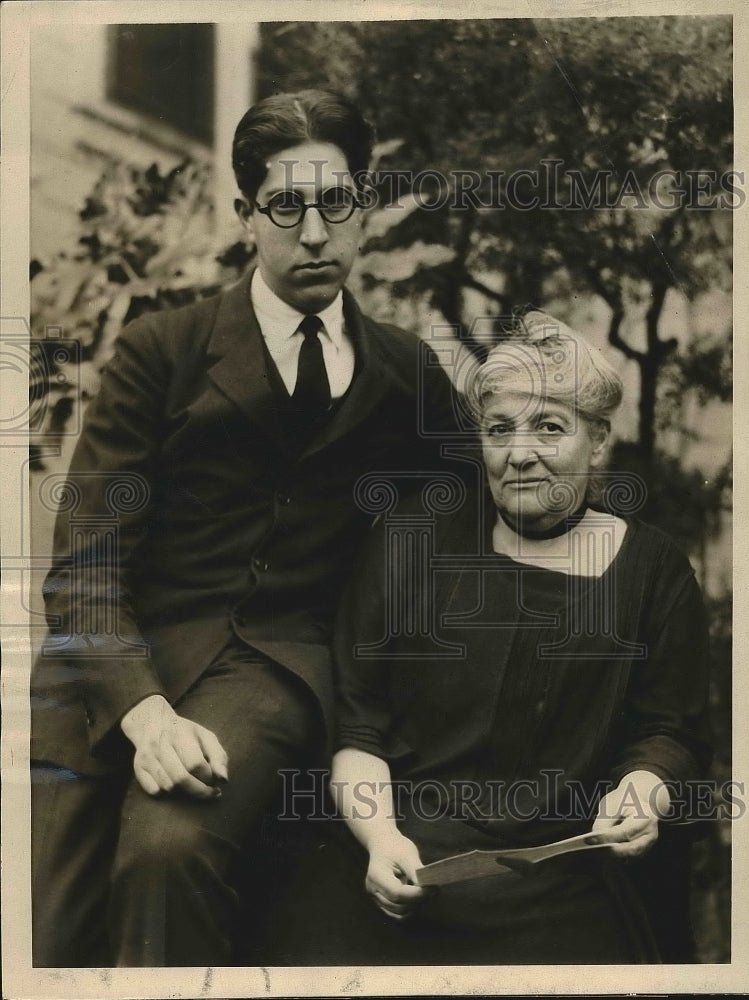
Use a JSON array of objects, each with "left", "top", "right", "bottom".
[
  {"left": 299, "top": 206, "right": 329, "bottom": 247},
  {"left": 507, "top": 435, "right": 539, "bottom": 467}
]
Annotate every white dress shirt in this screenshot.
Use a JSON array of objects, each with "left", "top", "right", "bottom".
[{"left": 250, "top": 269, "right": 356, "bottom": 399}]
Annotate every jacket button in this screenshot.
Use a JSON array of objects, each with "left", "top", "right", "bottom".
[
  {"left": 252, "top": 556, "right": 269, "bottom": 572},
  {"left": 277, "top": 494, "right": 292, "bottom": 506},
  {"left": 85, "top": 706, "right": 95, "bottom": 726}
]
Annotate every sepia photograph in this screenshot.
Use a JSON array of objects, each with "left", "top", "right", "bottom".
[{"left": 1, "top": 0, "right": 744, "bottom": 996}]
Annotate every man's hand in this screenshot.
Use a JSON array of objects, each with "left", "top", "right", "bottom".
[
  {"left": 591, "top": 770, "right": 670, "bottom": 859},
  {"left": 120, "top": 695, "right": 229, "bottom": 800},
  {"left": 365, "top": 831, "right": 428, "bottom": 921}
]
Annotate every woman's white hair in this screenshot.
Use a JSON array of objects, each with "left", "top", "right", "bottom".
[{"left": 470, "top": 311, "right": 623, "bottom": 427}]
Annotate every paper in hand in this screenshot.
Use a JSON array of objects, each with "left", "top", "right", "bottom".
[{"left": 414, "top": 832, "right": 612, "bottom": 887}]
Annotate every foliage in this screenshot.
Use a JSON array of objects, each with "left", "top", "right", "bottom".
[
  {"left": 257, "top": 16, "right": 734, "bottom": 462},
  {"left": 30, "top": 159, "right": 253, "bottom": 443}
]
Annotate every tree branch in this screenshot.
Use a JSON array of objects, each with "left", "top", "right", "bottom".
[
  {"left": 645, "top": 280, "right": 678, "bottom": 363},
  {"left": 608, "top": 303, "right": 643, "bottom": 363},
  {"left": 458, "top": 272, "right": 511, "bottom": 311},
  {"left": 582, "top": 263, "right": 617, "bottom": 312}
]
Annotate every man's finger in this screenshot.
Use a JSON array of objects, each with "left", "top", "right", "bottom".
[
  {"left": 132, "top": 760, "right": 163, "bottom": 796},
  {"left": 157, "top": 738, "right": 220, "bottom": 799},
  {"left": 186, "top": 755, "right": 215, "bottom": 785},
  {"left": 171, "top": 733, "right": 215, "bottom": 785},
  {"left": 136, "top": 756, "right": 180, "bottom": 794},
  {"left": 195, "top": 726, "right": 229, "bottom": 782}
]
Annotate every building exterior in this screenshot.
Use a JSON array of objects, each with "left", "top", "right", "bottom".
[{"left": 31, "top": 21, "right": 259, "bottom": 259}]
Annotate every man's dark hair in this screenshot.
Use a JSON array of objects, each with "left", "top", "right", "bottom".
[{"left": 232, "top": 89, "right": 375, "bottom": 202}]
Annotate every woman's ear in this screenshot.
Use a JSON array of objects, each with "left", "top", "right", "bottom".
[{"left": 588, "top": 419, "right": 611, "bottom": 468}]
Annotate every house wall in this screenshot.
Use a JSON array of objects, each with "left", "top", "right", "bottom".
[{"left": 30, "top": 22, "right": 258, "bottom": 261}]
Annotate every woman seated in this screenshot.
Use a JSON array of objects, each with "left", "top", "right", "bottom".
[{"left": 328, "top": 312, "right": 711, "bottom": 964}]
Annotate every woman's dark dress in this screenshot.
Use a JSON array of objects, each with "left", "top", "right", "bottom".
[{"left": 259, "top": 491, "right": 711, "bottom": 965}]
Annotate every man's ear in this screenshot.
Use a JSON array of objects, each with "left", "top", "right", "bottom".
[{"left": 235, "top": 197, "right": 254, "bottom": 237}]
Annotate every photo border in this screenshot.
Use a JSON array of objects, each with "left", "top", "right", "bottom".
[{"left": 2, "top": 0, "right": 745, "bottom": 995}]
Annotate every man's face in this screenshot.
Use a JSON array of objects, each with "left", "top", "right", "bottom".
[{"left": 238, "top": 141, "right": 362, "bottom": 314}]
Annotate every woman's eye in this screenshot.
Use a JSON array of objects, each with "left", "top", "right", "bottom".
[
  {"left": 538, "top": 421, "right": 566, "bottom": 435},
  {"left": 486, "top": 423, "right": 513, "bottom": 438}
]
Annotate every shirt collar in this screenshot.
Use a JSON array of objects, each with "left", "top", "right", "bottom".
[{"left": 250, "top": 268, "right": 344, "bottom": 349}]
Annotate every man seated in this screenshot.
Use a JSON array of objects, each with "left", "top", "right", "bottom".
[{"left": 31, "top": 89, "right": 461, "bottom": 967}]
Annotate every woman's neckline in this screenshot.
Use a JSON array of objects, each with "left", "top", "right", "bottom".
[
  {"left": 488, "top": 506, "right": 632, "bottom": 579},
  {"left": 496, "top": 500, "right": 589, "bottom": 540}
]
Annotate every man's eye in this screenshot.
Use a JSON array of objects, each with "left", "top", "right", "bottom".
[
  {"left": 321, "top": 188, "right": 354, "bottom": 210},
  {"left": 270, "top": 192, "right": 303, "bottom": 212}
]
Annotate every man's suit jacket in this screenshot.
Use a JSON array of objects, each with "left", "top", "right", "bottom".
[{"left": 31, "top": 271, "right": 463, "bottom": 774}]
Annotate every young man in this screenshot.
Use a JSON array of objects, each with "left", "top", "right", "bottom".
[{"left": 31, "top": 90, "right": 461, "bottom": 967}]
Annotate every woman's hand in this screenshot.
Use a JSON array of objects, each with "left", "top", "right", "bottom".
[
  {"left": 330, "top": 750, "right": 429, "bottom": 918},
  {"left": 365, "top": 831, "right": 428, "bottom": 920},
  {"left": 591, "top": 770, "right": 670, "bottom": 859}
]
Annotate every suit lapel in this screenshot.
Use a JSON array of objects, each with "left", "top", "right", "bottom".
[
  {"left": 205, "top": 270, "right": 299, "bottom": 458},
  {"left": 302, "top": 290, "right": 405, "bottom": 459},
  {"left": 206, "top": 274, "right": 404, "bottom": 462}
]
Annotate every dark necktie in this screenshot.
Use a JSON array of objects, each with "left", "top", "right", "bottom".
[{"left": 292, "top": 315, "right": 331, "bottom": 413}]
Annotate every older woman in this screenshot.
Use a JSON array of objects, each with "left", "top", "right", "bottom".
[{"left": 326, "top": 313, "right": 711, "bottom": 964}]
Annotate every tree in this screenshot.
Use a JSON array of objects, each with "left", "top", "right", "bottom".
[{"left": 257, "top": 16, "right": 733, "bottom": 463}]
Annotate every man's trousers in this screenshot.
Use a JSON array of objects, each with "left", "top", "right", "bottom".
[{"left": 31, "top": 640, "right": 319, "bottom": 967}]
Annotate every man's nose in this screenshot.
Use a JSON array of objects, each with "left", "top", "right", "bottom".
[{"left": 299, "top": 206, "right": 329, "bottom": 248}]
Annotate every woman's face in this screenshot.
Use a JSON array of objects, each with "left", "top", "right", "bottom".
[{"left": 480, "top": 388, "right": 609, "bottom": 530}]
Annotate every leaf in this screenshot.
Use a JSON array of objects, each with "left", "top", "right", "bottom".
[{"left": 358, "top": 242, "right": 455, "bottom": 282}]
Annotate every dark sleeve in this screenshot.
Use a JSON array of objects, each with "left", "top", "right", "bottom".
[
  {"left": 375, "top": 320, "right": 477, "bottom": 479},
  {"left": 42, "top": 317, "right": 170, "bottom": 756},
  {"left": 609, "top": 553, "right": 712, "bottom": 787},
  {"left": 421, "top": 341, "right": 464, "bottom": 437},
  {"left": 333, "top": 514, "right": 415, "bottom": 763}
]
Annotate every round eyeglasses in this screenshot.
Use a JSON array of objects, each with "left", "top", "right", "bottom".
[{"left": 255, "top": 187, "right": 361, "bottom": 228}]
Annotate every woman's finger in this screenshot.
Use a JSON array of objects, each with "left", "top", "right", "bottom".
[
  {"left": 371, "top": 890, "right": 416, "bottom": 920},
  {"left": 608, "top": 822, "right": 659, "bottom": 858},
  {"left": 372, "top": 891, "right": 411, "bottom": 915},
  {"left": 612, "top": 814, "right": 654, "bottom": 841},
  {"left": 367, "top": 871, "right": 424, "bottom": 904}
]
